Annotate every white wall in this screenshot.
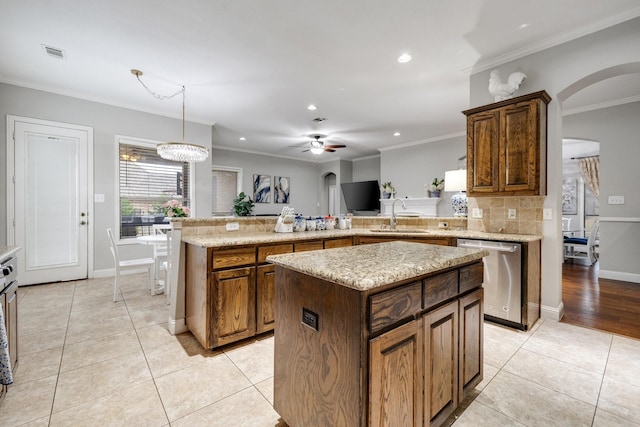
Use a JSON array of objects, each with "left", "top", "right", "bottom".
[
  {"left": 0, "top": 82, "right": 212, "bottom": 271},
  {"left": 468, "top": 17, "right": 640, "bottom": 318},
  {"left": 380, "top": 135, "right": 466, "bottom": 217},
  {"left": 352, "top": 155, "right": 381, "bottom": 183},
  {"left": 563, "top": 102, "right": 640, "bottom": 276},
  {"left": 210, "top": 148, "right": 320, "bottom": 216}
]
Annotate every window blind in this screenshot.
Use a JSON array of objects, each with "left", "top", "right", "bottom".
[{"left": 119, "top": 143, "right": 190, "bottom": 238}]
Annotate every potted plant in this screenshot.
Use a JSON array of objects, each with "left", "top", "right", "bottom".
[
  {"left": 380, "top": 182, "right": 395, "bottom": 199},
  {"left": 233, "top": 192, "right": 255, "bottom": 216},
  {"left": 428, "top": 177, "right": 445, "bottom": 197}
]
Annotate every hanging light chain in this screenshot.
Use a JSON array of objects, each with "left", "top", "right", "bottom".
[{"left": 131, "top": 69, "right": 184, "bottom": 100}]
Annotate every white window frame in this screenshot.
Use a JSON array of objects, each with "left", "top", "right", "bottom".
[
  {"left": 211, "top": 165, "right": 243, "bottom": 216},
  {"left": 115, "top": 135, "right": 194, "bottom": 243}
]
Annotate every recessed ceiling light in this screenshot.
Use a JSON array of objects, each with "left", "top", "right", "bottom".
[
  {"left": 393, "top": 132, "right": 401, "bottom": 136},
  {"left": 518, "top": 23, "right": 530, "bottom": 29},
  {"left": 239, "top": 137, "right": 246, "bottom": 141},
  {"left": 307, "top": 104, "right": 318, "bottom": 111},
  {"left": 397, "top": 53, "right": 412, "bottom": 63}
]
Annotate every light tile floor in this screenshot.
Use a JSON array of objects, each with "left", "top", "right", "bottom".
[{"left": 1, "top": 274, "right": 639, "bottom": 426}]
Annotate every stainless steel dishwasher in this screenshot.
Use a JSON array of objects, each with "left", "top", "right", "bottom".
[{"left": 457, "top": 239, "right": 524, "bottom": 329}]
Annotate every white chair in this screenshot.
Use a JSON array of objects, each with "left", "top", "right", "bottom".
[
  {"left": 564, "top": 219, "right": 600, "bottom": 265},
  {"left": 159, "top": 230, "right": 173, "bottom": 303},
  {"left": 151, "top": 224, "right": 170, "bottom": 281},
  {"left": 562, "top": 217, "right": 572, "bottom": 233},
  {"left": 107, "top": 228, "right": 155, "bottom": 302}
]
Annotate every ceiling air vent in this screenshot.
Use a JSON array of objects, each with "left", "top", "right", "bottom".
[
  {"left": 42, "top": 44, "right": 66, "bottom": 60},
  {"left": 312, "top": 117, "right": 328, "bottom": 122}
]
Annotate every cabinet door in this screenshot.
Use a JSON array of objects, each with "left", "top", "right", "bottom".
[
  {"left": 256, "top": 264, "right": 276, "bottom": 334},
  {"left": 467, "top": 110, "right": 500, "bottom": 194},
  {"left": 211, "top": 267, "right": 256, "bottom": 347},
  {"left": 500, "top": 100, "right": 539, "bottom": 193},
  {"left": 423, "top": 301, "right": 458, "bottom": 427},
  {"left": 459, "top": 288, "right": 483, "bottom": 400},
  {"left": 369, "top": 319, "right": 423, "bottom": 427}
]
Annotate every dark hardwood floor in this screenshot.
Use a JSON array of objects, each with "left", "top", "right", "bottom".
[{"left": 561, "top": 260, "right": 640, "bottom": 340}]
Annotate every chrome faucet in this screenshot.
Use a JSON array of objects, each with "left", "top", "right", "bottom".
[{"left": 390, "top": 198, "right": 406, "bottom": 230}]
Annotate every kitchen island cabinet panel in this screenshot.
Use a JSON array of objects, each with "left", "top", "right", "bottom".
[
  {"left": 369, "top": 281, "right": 422, "bottom": 334},
  {"left": 274, "top": 267, "right": 364, "bottom": 427},
  {"left": 369, "top": 319, "right": 423, "bottom": 427},
  {"left": 459, "top": 289, "right": 483, "bottom": 400},
  {"left": 423, "top": 301, "right": 459, "bottom": 427}
]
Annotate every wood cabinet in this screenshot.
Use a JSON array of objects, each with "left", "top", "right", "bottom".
[
  {"left": 369, "top": 319, "right": 423, "bottom": 427},
  {"left": 256, "top": 265, "right": 276, "bottom": 334},
  {"left": 186, "top": 237, "right": 352, "bottom": 349},
  {"left": 357, "top": 235, "right": 455, "bottom": 246},
  {"left": 423, "top": 301, "right": 459, "bottom": 427},
  {"left": 463, "top": 91, "right": 551, "bottom": 196},
  {"left": 274, "top": 257, "right": 484, "bottom": 427}
]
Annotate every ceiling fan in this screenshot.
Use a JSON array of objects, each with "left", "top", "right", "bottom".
[{"left": 302, "top": 135, "right": 346, "bottom": 154}]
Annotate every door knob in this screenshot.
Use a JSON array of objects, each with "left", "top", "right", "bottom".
[{"left": 80, "top": 221, "right": 87, "bottom": 225}]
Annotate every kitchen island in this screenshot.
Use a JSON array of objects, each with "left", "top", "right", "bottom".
[{"left": 267, "top": 241, "right": 488, "bottom": 427}]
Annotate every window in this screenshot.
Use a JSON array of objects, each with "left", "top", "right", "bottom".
[
  {"left": 212, "top": 166, "right": 242, "bottom": 215},
  {"left": 117, "top": 136, "right": 191, "bottom": 239}
]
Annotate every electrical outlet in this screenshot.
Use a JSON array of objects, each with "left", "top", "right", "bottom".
[
  {"left": 472, "top": 208, "right": 483, "bottom": 219},
  {"left": 94, "top": 193, "right": 105, "bottom": 203},
  {"left": 508, "top": 208, "right": 517, "bottom": 220},
  {"left": 543, "top": 208, "right": 552, "bottom": 220},
  {"left": 226, "top": 222, "right": 240, "bottom": 231},
  {"left": 608, "top": 195, "right": 625, "bottom": 205}
]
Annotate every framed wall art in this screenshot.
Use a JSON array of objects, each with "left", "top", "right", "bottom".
[
  {"left": 253, "top": 174, "right": 271, "bottom": 203},
  {"left": 274, "top": 176, "right": 290, "bottom": 204}
]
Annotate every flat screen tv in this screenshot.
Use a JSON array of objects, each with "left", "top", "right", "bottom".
[{"left": 340, "top": 180, "right": 380, "bottom": 213}]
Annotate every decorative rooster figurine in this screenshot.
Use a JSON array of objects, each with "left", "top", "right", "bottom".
[{"left": 488, "top": 69, "right": 526, "bottom": 101}]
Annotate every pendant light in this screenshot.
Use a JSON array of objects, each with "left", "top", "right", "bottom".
[{"left": 131, "top": 69, "right": 209, "bottom": 162}]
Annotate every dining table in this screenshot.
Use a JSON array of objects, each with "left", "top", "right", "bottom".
[{"left": 136, "top": 234, "right": 168, "bottom": 295}]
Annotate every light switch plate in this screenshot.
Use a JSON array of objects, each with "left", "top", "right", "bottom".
[
  {"left": 94, "top": 194, "right": 105, "bottom": 203},
  {"left": 226, "top": 222, "right": 240, "bottom": 231},
  {"left": 608, "top": 195, "right": 624, "bottom": 205},
  {"left": 472, "top": 208, "right": 483, "bottom": 218},
  {"left": 508, "top": 208, "right": 517, "bottom": 219},
  {"left": 543, "top": 208, "right": 552, "bottom": 220}
]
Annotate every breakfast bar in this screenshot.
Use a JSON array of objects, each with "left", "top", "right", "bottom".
[{"left": 267, "top": 241, "right": 488, "bottom": 427}]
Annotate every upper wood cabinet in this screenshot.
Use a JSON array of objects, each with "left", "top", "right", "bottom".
[{"left": 463, "top": 91, "right": 551, "bottom": 196}]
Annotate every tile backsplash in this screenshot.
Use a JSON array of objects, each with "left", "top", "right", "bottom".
[{"left": 466, "top": 196, "right": 544, "bottom": 235}]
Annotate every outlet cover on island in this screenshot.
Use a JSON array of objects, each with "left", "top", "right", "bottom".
[
  {"left": 226, "top": 222, "right": 240, "bottom": 231},
  {"left": 472, "top": 208, "right": 483, "bottom": 219},
  {"left": 508, "top": 208, "right": 517, "bottom": 220}
]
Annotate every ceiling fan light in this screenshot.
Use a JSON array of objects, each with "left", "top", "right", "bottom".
[
  {"left": 310, "top": 146, "right": 324, "bottom": 155},
  {"left": 157, "top": 142, "right": 209, "bottom": 162}
]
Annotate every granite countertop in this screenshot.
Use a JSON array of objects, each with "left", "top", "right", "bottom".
[
  {"left": 267, "top": 241, "right": 488, "bottom": 291},
  {"left": 0, "top": 246, "right": 20, "bottom": 261},
  {"left": 181, "top": 228, "right": 541, "bottom": 248}
]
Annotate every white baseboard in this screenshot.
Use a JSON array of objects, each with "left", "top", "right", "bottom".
[
  {"left": 92, "top": 268, "right": 151, "bottom": 279},
  {"left": 541, "top": 301, "right": 564, "bottom": 321},
  {"left": 168, "top": 317, "right": 187, "bottom": 335},
  {"left": 599, "top": 269, "right": 640, "bottom": 284}
]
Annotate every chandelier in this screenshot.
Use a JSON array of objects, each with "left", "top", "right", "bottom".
[{"left": 131, "top": 69, "right": 209, "bottom": 162}]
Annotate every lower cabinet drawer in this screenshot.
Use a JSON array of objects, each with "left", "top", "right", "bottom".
[
  {"left": 294, "top": 241, "right": 324, "bottom": 252},
  {"left": 459, "top": 263, "right": 483, "bottom": 293},
  {"left": 369, "top": 281, "right": 422, "bottom": 334},
  {"left": 211, "top": 247, "right": 256, "bottom": 270},
  {"left": 423, "top": 270, "right": 458, "bottom": 309}
]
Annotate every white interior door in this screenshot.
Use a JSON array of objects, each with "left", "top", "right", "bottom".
[{"left": 8, "top": 117, "right": 92, "bottom": 285}]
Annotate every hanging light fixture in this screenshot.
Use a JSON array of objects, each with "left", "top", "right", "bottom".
[{"left": 131, "top": 69, "right": 209, "bottom": 162}]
